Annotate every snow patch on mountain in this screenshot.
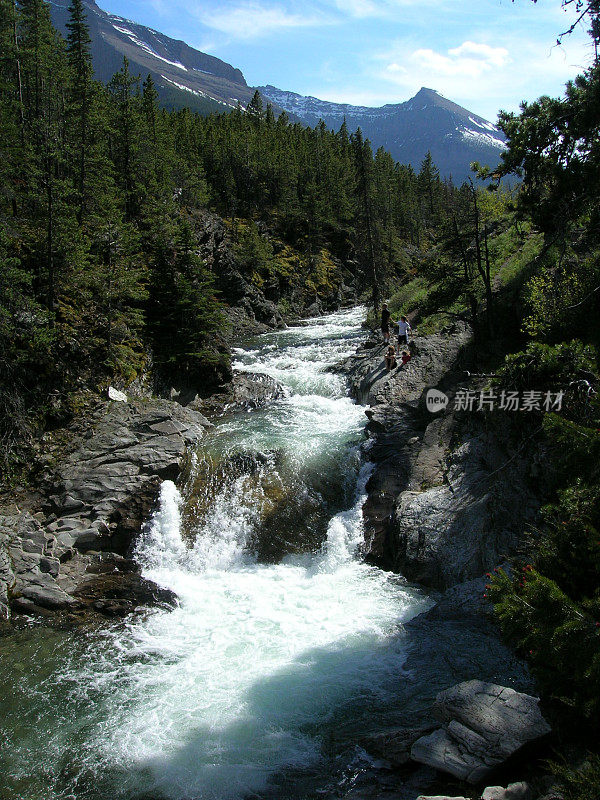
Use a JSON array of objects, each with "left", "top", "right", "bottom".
[
  {"left": 460, "top": 127, "right": 506, "bottom": 149},
  {"left": 161, "top": 77, "right": 237, "bottom": 109},
  {"left": 111, "top": 23, "right": 188, "bottom": 71},
  {"left": 259, "top": 86, "right": 396, "bottom": 119},
  {"left": 468, "top": 116, "right": 499, "bottom": 133}
]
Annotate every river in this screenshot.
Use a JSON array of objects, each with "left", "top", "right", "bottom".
[{"left": 1, "top": 307, "right": 431, "bottom": 800}]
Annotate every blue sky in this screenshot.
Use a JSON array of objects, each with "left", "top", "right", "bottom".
[{"left": 97, "top": 0, "right": 594, "bottom": 122}]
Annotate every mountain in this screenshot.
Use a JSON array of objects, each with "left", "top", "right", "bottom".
[
  {"left": 49, "top": 0, "right": 255, "bottom": 115},
  {"left": 49, "top": 0, "right": 505, "bottom": 180},
  {"left": 258, "top": 85, "right": 506, "bottom": 182}
]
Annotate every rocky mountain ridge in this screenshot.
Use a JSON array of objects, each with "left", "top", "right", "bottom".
[
  {"left": 49, "top": 0, "right": 256, "bottom": 114},
  {"left": 49, "top": 1, "right": 506, "bottom": 181},
  {"left": 259, "top": 85, "right": 506, "bottom": 181}
]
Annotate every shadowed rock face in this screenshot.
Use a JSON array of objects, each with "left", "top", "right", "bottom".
[{"left": 340, "top": 324, "right": 538, "bottom": 589}]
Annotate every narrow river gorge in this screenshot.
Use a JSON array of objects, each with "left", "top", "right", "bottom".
[{"left": 1, "top": 308, "right": 434, "bottom": 800}]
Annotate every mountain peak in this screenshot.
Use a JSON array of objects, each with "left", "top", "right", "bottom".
[{"left": 415, "top": 87, "right": 440, "bottom": 97}]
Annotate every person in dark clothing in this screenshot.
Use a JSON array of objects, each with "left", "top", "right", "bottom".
[{"left": 381, "top": 302, "right": 391, "bottom": 344}]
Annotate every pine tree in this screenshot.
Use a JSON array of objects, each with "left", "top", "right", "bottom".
[
  {"left": 246, "top": 89, "right": 264, "bottom": 123},
  {"left": 19, "top": 0, "right": 71, "bottom": 311},
  {"left": 351, "top": 128, "right": 384, "bottom": 310},
  {"left": 65, "top": 0, "right": 92, "bottom": 223},
  {"left": 0, "top": 0, "right": 23, "bottom": 216},
  {"left": 108, "top": 57, "right": 142, "bottom": 221},
  {"left": 418, "top": 150, "right": 441, "bottom": 220}
]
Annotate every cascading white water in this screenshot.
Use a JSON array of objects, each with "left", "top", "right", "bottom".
[{"left": 1, "top": 307, "right": 431, "bottom": 800}]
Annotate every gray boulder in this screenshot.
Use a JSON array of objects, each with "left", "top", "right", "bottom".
[
  {"left": 2, "top": 396, "right": 213, "bottom": 623},
  {"left": 411, "top": 681, "right": 551, "bottom": 784},
  {"left": 196, "top": 371, "right": 286, "bottom": 416},
  {"left": 47, "top": 398, "right": 212, "bottom": 555},
  {"left": 359, "top": 725, "right": 438, "bottom": 767},
  {"left": 388, "top": 435, "right": 538, "bottom": 589},
  {"left": 1, "top": 512, "right": 76, "bottom": 612},
  {"left": 0, "top": 531, "right": 14, "bottom": 621},
  {"left": 481, "top": 783, "right": 532, "bottom": 800}
]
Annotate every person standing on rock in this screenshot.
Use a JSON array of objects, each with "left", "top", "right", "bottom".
[
  {"left": 395, "top": 316, "right": 411, "bottom": 354},
  {"left": 381, "top": 302, "right": 391, "bottom": 344}
]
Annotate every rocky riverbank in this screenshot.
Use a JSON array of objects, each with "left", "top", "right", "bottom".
[
  {"left": 339, "top": 324, "right": 539, "bottom": 585},
  {"left": 335, "top": 325, "right": 560, "bottom": 800},
  {"left": 0, "top": 372, "right": 284, "bottom": 629}
]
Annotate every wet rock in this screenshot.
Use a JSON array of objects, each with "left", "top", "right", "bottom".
[
  {"left": 364, "top": 404, "right": 404, "bottom": 434},
  {"left": 48, "top": 398, "right": 212, "bottom": 556},
  {"left": 423, "top": 577, "right": 490, "bottom": 621},
  {"left": 1, "top": 396, "right": 211, "bottom": 624},
  {"left": 74, "top": 567, "right": 177, "bottom": 612},
  {"left": 305, "top": 301, "right": 323, "bottom": 318},
  {"left": 197, "top": 371, "right": 286, "bottom": 416},
  {"left": 17, "top": 577, "right": 77, "bottom": 610},
  {"left": 229, "top": 372, "right": 286, "bottom": 409},
  {"left": 389, "top": 435, "right": 538, "bottom": 589},
  {"left": 359, "top": 725, "right": 438, "bottom": 767},
  {"left": 40, "top": 556, "right": 60, "bottom": 577},
  {"left": 411, "top": 681, "right": 551, "bottom": 784},
  {"left": 0, "top": 512, "right": 75, "bottom": 615},
  {"left": 0, "top": 531, "right": 14, "bottom": 621},
  {"left": 339, "top": 324, "right": 538, "bottom": 588}
]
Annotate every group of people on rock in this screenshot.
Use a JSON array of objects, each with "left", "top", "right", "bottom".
[{"left": 381, "top": 302, "right": 412, "bottom": 371}]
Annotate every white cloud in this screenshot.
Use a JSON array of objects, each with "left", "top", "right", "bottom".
[
  {"left": 372, "top": 33, "right": 591, "bottom": 120},
  {"left": 201, "top": 2, "right": 329, "bottom": 39},
  {"left": 330, "top": 0, "right": 385, "bottom": 17},
  {"left": 328, "top": 0, "right": 446, "bottom": 18},
  {"left": 448, "top": 41, "right": 510, "bottom": 68},
  {"left": 408, "top": 41, "right": 510, "bottom": 80}
]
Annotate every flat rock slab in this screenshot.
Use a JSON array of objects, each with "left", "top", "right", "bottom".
[
  {"left": 411, "top": 681, "right": 551, "bottom": 784},
  {"left": 416, "top": 796, "right": 468, "bottom": 800},
  {"left": 2, "top": 397, "right": 213, "bottom": 624},
  {"left": 482, "top": 783, "right": 532, "bottom": 800},
  {"left": 46, "top": 398, "right": 213, "bottom": 556}
]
